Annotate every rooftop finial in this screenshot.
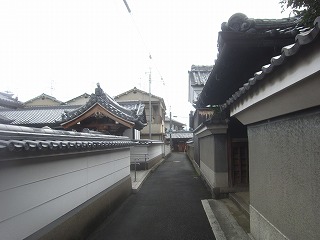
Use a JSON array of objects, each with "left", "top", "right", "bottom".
[{"left": 95, "top": 83, "right": 103, "bottom": 96}]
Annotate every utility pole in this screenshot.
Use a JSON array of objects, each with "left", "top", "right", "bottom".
[
  {"left": 148, "top": 68, "right": 152, "bottom": 140},
  {"left": 169, "top": 109, "right": 172, "bottom": 149}
]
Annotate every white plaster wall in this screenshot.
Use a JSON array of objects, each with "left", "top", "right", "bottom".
[
  {"left": 0, "top": 149, "right": 130, "bottom": 240},
  {"left": 164, "top": 144, "right": 171, "bottom": 157},
  {"left": 130, "top": 145, "right": 148, "bottom": 159},
  {"left": 148, "top": 143, "right": 163, "bottom": 160}
]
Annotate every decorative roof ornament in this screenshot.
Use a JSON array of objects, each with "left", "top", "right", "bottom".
[
  {"left": 221, "top": 13, "right": 255, "bottom": 32},
  {"left": 221, "top": 13, "right": 302, "bottom": 34},
  {"left": 61, "top": 84, "right": 147, "bottom": 130},
  {"left": 95, "top": 83, "right": 105, "bottom": 98}
]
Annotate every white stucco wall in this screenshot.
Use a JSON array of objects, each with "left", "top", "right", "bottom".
[
  {"left": 130, "top": 142, "right": 164, "bottom": 164},
  {"left": 0, "top": 149, "right": 130, "bottom": 239}
]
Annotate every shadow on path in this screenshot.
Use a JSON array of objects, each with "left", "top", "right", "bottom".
[{"left": 87, "top": 152, "right": 215, "bottom": 240}]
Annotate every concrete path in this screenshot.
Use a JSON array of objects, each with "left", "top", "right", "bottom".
[{"left": 87, "top": 153, "right": 216, "bottom": 240}]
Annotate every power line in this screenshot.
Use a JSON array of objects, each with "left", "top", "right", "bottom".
[{"left": 122, "top": 0, "right": 165, "bottom": 85}]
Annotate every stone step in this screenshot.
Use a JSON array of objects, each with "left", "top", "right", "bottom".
[
  {"left": 229, "top": 193, "right": 250, "bottom": 218},
  {"left": 203, "top": 199, "right": 250, "bottom": 240}
]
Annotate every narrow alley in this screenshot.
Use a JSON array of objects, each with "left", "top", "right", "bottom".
[{"left": 87, "top": 153, "right": 215, "bottom": 240}]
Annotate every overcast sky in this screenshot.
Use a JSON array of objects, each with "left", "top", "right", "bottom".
[{"left": 0, "top": 0, "right": 292, "bottom": 126}]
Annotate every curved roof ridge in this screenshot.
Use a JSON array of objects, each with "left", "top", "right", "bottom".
[{"left": 224, "top": 16, "right": 320, "bottom": 108}]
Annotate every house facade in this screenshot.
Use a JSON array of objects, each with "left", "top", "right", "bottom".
[
  {"left": 164, "top": 116, "right": 185, "bottom": 132},
  {"left": 114, "top": 87, "right": 166, "bottom": 141},
  {"left": 188, "top": 65, "right": 214, "bottom": 131},
  {"left": 24, "top": 93, "right": 65, "bottom": 106}
]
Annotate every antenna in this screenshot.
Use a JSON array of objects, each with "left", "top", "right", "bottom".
[{"left": 50, "top": 80, "right": 55, "bottom": 96}]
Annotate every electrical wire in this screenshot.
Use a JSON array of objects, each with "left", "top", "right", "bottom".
[{"left": 122, "top": 0, "right": 165, "bottom": 85}]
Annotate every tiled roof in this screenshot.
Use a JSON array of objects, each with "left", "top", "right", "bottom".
[
  {"left": 0, "top": 105, "right": 79, "bottom": 127},
  {"left": 223, "top": 16, "right": 320, "bottom": 108},
  {"left": 0, "top": 88, "right": 147, "bottom": 129},
  {"left": 189, "top": 65, "right": 213, "bottom": 86},
  {"left": 0, "top": 124, "right": 137, "bottom": 155},
  {"left": 62, "top": 84, "right": 147, "bottom": 130},
  {"left": 0, "top": 114, "right": 13, "bottom": 124},
  {"left": 221, "top": 13, "right": 304, "bottom": 34},
  {"left": 118, "top": 101, "right": 147, "bottom": 123},
  {"left": 165, "top": 131, "right": 193, "bottom": 139},
  {"left": 0, "top": 92, "right": 24, "bottom": 109},
  {"left": 197, "top": 13, "right": 313, "bottom": 107}
]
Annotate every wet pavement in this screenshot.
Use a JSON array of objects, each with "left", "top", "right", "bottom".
[{"left": 87, "top": 152, "right": 215, "bottom": 240}]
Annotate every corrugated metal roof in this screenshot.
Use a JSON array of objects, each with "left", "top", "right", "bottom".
[{"left": 223, "top": 16, "right": 320, "bottom": 108}]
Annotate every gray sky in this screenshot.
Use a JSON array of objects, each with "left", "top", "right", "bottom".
[{"left": 0, "top": 0, "right": 292, "bottom": 126}]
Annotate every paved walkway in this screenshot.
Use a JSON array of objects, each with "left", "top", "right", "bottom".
[{"left": 87, "top": 153, "right": 216, "bottom": 240}]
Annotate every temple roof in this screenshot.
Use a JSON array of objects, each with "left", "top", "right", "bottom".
[
  {"left": 61, "top": 84, "right": 147, "bottom": 130},
  {"left": 0, "top": 84, "right": 147, "bottom": 131},
  {"left": 197, "top": 13, "right": 312, "bottom": 107},
  {"left": 223, "top": 16, "right": 320, "bottom": 108}
]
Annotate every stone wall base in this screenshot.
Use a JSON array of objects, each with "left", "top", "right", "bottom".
[
  {"left": 250, "top": 205, "right": 289, "bottom": 240},
  {"left": 130, "top": 154, "right": 163, "bottom": 170}
]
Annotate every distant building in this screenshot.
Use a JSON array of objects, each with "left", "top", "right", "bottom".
[
  {"left": 165, "top": 131, "right": 193, "bottom": 152},
  {"left": 24, "top": 93, "right": 65, "bottom": 106},
  {"left": 114, "top": 87, "right": 166, "bottom": 141},
  {"left": 188, "top": 65, "right": 212, "bottom": 105},
  {"left": 164, "top": 116, "right": 185, "bottom": 132},
  {"left": 0, "top": 84, "right": 147, "bottom": 138},
  {"left": 64, "top": 93, "right": 90, "bottom": 105},
  {"left": 188, "top": 65, "right": 214, "bottom": 130}
]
